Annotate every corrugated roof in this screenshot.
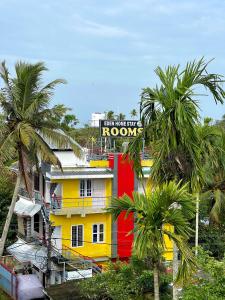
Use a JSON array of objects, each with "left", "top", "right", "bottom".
[
  {"left": 14, "top": 197, "right": 41, "bottom": 217},
  {"left": 47, "top": 168, "right": 113, "bottom": 179},
  {"left": 7, "top": 239, "right": 48, "bottom": 271}
]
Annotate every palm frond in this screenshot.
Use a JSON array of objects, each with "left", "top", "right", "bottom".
[{"left": 163, "top": 230, "right": 197, "bottom": 284}]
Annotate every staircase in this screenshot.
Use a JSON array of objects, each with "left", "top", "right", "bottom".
[{"left": 52, "top": 244, "right": 102, "bottom": 275}]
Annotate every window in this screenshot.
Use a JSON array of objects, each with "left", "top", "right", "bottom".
[
  {"left": 72, "top": 225, "right": 83, "bottom": 247},
  {"left": 92, "top": 224, "right": 104, "bottom": 243},
  {"left": 80, "top": 179, "right": 92, "bottom": 197},
  {"left": 34, "top": 173, "right": 40, "bottom": 191},
  {"left": 33, "top": 213, "right": 40, "bottom": 233}
]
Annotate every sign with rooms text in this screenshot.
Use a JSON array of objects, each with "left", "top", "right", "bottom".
[{"left": 100, "top": 120, "right": 143, "bottom": 137}]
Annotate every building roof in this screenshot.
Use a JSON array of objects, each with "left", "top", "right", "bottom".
[
  {"left": 46, "top": 168, "right": 113, "bottom": 179},
  {"left": 7, "top": 239, "right": 49, "bottom": 271},
  {"left": 14, "top": 197, "right": 41, "bottom": 217}
]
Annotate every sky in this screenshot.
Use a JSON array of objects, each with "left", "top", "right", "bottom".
[{"left": 0, "top": 0, "right": 225, "bottom": 125}]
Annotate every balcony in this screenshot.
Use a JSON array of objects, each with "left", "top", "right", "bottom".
[
  {"left": 50, "top": 196, "right": 111, "bottom": 216},
  {"left": 19, "top": 188, "right": 45, "bottom": 205}
]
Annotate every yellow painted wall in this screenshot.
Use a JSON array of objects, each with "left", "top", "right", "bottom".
[
  {"left": 52, "top": 178, "right": 112, "bottom": 208},
  {"left": 141, "top": 159, "right": 153, "bottom": 167},
  {"left": 50, "top": 213, "right": 112, "bottom": 259},
  {"left": 50, "top": 177, "right": 112, "bottom": 260},
  {"left": 163, "top": 224, "right": 173, "bottom": 261},
  {"left": 90, "top": 160, "right": 109, "bottom": 168}
]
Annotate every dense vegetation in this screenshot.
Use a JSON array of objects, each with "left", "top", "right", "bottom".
[
  {"left": 76, "top": 259, "right": 172, "bottom": 300},
  {"left": 182, "top": 249, "right": 225, "bottom": 300},
  {"left": 0, "top": 167, "right": 16, "bottom": 249}
]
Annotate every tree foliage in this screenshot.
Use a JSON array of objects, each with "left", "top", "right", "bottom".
[
  {"left": 182, "top": 248, "right": 225, "bottom": 300},
  {"left": 128, "top": 58, "right": 225, "bottom": 192},
  {"left": 0, "top": 61, "right": 81, "bottom": 193},
  {"left": 0, "top": 167, "right": 16, "bottom": 246},
  {"left": 108, "top": 181, "right": 197, "bottom": 287},
  {"left": 76, "top": 259, "right": 172, "bottom": 300}
]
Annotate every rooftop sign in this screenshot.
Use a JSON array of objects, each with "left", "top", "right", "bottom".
[{"left": 100, "top": 120, "right": 143, "bottom": 137}]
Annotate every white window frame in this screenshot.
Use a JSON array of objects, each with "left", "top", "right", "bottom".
[
  {"left": 71, "top": 225, "right": 84, "bottom": 247},
  {"left": 92, "top": 223, "right": 104, "bottom": 243},
  {"left": 80, "top": 179, "right": 92, "bottom": 197}
]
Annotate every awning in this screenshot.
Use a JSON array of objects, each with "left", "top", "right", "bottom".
[{"left": 14, "top": 197, "right": 41, "bottom": 217}]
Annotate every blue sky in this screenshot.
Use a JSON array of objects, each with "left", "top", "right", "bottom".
[{"left": 0, "top": 0, "right": 225, "bottom": 125}]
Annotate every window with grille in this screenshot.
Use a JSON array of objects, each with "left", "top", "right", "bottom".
[
  {"left": 92, "top": 224, "right": 104, "bottom": 243},
  {"left": 80, "top": 179, "right": 92, "bottom": 197},
  {"left": 71, "top": 225, "right": 83, "bottom": 247}
]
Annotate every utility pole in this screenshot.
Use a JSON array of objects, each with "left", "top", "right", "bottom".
[
  {"left": 46, "top": 221, "right": 53, "bottom": 287},
  {"left": 195, "top": 193, "right": 200, "bottom": 256}
]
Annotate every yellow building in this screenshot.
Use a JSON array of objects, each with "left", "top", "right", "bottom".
[{"left": 46, "top": 151, "right": 172, "bottom": 263}]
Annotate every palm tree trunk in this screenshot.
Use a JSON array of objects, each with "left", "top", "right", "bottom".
[
  {"left": 0, "top": 173, "right": 22, "bottom": 257},
  {"left": 153, "top": 264, "right": 160, "bottom": 300}
]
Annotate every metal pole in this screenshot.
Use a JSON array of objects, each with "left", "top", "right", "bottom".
[
  {"left": 142, "top": 138, "right": 145, "bottom": 159},
  {"left": 46, "top": 222, "right": 52, "bottom": 287},
  {"left": 195, "top": 193, "right": 199, "bottom": 256}
]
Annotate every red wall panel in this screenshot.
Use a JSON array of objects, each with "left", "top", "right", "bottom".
[{"left": 117, "top": 154, "right": 134, "bottom": 258}]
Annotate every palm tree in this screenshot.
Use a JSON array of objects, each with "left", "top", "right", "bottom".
[
  {"left": 108, "top": 181, "right": 197, "bottom": 300},
  {"left": 130, "top": 109, "right": 137, "bottom": 119},
  {"left": 105, "top": 110, "right": 115, "bottom": 120},
  {"left": 127, "top": 58, "right": 225, "bottom": 299},
  {"left": 139, "top": 59, "right": 224, "bottom": 185},
  {"left": 117, "top": 113, "right": 126, "bottom": 120},
  {"left": 0, "top": 61, "right": 81, "bottom": 256},
  {"left": 128, "top": 58, "right": 225, "bottom": 228},
  {"left": 198, "top": 120, "right": 225, "bottom": 226}
]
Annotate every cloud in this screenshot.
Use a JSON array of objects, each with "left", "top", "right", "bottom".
[{"left": 70, "top": 14, "right": 135, "bottom": 38}]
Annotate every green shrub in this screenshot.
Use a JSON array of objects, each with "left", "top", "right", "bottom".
[
  {"left": 76, "top": 259, "right": 172, "bottom": 300},
  {"left": 182, "top": 249, "right": 225, "bottom": 300}
]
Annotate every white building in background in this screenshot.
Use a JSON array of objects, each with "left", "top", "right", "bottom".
[{"left": 91, "top": 112, "right": 105, "bottom": 127}]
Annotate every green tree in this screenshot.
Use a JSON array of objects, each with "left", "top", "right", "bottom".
[
  {"left": 0, "top": 167, "right": 17, "bottom": 247},
  {"left": 0, "top": 61, "right": 81, "bottom": 256},
  {"left": 127, "top": 59, "right": 225, "bottom": 299},
  {"left": 76, "top": 259, "right": 172, "bottom": 300},
  {"left": 105, "top": 110, "right": 115, "bottom": 120},
  {"left": 135, "top": 59, "right": 224, "bottom": 185},
  {"left": 130, "top": 109, "right": 138, "bottom": 119},
  {"left": 117, "top": 113, "right": 126, "bottom": 120},
  {"left": 108, "top": 181, "right": 197, "bottom": 300},
  {"left": 182, "top": 248, "right": 225, "bottom": 300}
]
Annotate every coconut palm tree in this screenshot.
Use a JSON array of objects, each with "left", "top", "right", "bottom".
[
  {"left": 0, "top": 61, "right": 81, "bottom": 256},
  {"left": 117, "top": 113, "right": 126, "bottom": 120},
  {"left": 105, "top": 110, "right": 115, "bottom": 120},
  {"left": 130, "top": 109, "right": 137, "bottom": 119},
  {"left": 108, "top": 181, "right": 197, "bottom": 300}
]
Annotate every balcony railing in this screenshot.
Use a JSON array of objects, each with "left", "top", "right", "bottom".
[
  {"left": 50, "top": 196, "right": 111, "bottom": 215},
  {"left": 19, "top": 188, "right": 44, "bottom": 204}
]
